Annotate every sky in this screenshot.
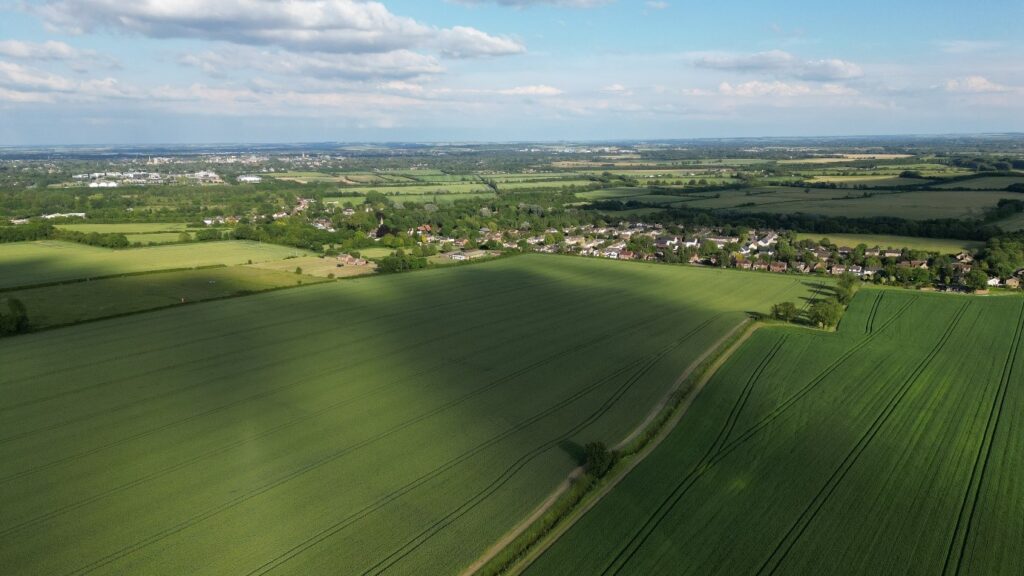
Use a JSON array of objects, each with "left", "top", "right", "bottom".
[{"left": 0, "top": 0, "right": 1021, "bottom": 145}]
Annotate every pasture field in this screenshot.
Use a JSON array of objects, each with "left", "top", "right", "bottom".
[
  {"left": 0, "top": 255, "right": 821, "bottom": 575},
  {"left": 248, "top": 255, "right": 376, "bottom": 278},
  {"left": 933, "top": 176, "right": 1024, "bottom": 190},
  {"left": 128, "top": 232, "right": 195, "bottom": 244},
  {"left": 793, "top": 233, "right": 982, "bottom": 253},
  {"left": 0, "top": 241, "right": 309, "bottom": 290},
  {"left": 57, "top": 223, "right": 193, "bottom": 234},
  {"left": 527, "top": 290, "right": 1024, "bottom": 576},
  {"left": 5, "top": 266, "right": 320, "bottom": 329}
]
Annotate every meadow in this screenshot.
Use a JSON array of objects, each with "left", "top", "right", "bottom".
[
  {"left": 248, "top": 256, "right": 376, "bottom": 278},
  {"left": 0, "top": 241, "right": 308, "bottom": 290},
  {"left": 0, "top": 255, "right": 821, "bottom": 575},
  {"left": 526, "top": 290, "right": 1024, "bottom": 575},
  {"left": 793, "top": 233, "right": 982, "bottom": 253},
  {"left": 56, "top": 223, "right": 194, "bottom": 234}
]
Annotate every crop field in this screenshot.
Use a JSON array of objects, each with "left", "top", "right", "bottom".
[
  {"left": 689, "top": 188, "right": 1016, "bottom": 220},
  {"left": 0, "top": 241, "right": 309, "bottom": 290},
  {"left": 0, "top": 255, "right": 822, "bottom": 575},
  {"left": 527, "top": 290, "right": 1024, "bottom": 575},
  {"left": 793, "top": 233, "right": 982, "bottom": 253},
  {"left": 345, "top": 183, "right": 492, "bottom": 195},
  {"left": 805, "top": 175, "right": 932, "bottom": 187},
  {"left": 933, "top": 176, "right": 1024, "bottom": 190},
  {"left": 576, "top": 188, "right": 652, "bottom": 201},
  {"left": 391, "top": 192, "right": 497, "bottom": 204},
  {"left": 5, "top": 266, "right": 320, "bottom": 329},
  {"left": 495, "top": 179, "right": 595, "bottom": 191}
]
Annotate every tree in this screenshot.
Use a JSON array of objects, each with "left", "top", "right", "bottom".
[
  {"left": 809, "top": 298, "right": 844, "bottom": 328},
  {"left": 771, "top": 301, "right": 798, "bottom": 322},
  {"left": 835, "top": 272, "right": 858, "bottom": 304},
  {"left": 966, "top": 269, "right": 990, "bottom": 292},
  {"left": 0, "top": 298, "right": 29, "bottom": 336},
  {"left": 584, "top": 441, "right": 618, "bottom": 478}
]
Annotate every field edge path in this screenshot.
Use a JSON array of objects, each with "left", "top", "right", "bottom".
[{"left": 462, "top": 318, "right": 758, "bottom": 576}]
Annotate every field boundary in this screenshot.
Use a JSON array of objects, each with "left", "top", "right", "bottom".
[{"left": 465, "top": 317, "right": 759, "bottom": 576}]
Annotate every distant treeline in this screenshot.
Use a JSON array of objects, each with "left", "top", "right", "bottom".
[{"left": 0, "top": 221, "right": 129, "bottom": 248}]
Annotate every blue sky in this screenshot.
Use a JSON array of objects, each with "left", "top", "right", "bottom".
[{"left": 0, "top": 0, "right": 1021, "bottom": 145}]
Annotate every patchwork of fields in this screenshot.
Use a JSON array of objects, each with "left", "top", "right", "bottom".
[
  {"left": 0, "top": 255, "right": 820, "bottom": 575},
  {"left": 527, "top": 290, "right": 1024, "bottom": 575}
]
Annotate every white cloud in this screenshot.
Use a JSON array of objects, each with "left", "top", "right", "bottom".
[
  {"left": 35, "top": 0, "right": 524, "bottom": 58},
  {"left": 717, "top": 80, "right": 858, "bottom": 98},
  {"left": 451, "top": 0, "right": 613, "bottom": 7},
  {"left": 644, "top": 1, "right": 669, "bottom": 10},
  {"left": 944, "top": 76, "right": 1013, "bottom": 94},
  {"left": 497, "top": 84, "right": 563, "bottom": 95},
  {"left": 179, "top": 47, "right": 444, "bottom": 80},
  {"left": 436, "top": 26, "right": 525, "bottom": 58},
  {"left": 601, "top": 83, "right": 632, "bottom": 95},
  {"left": 692, "top": 50, "right": 863, "bottom": 81},
  {"left": 0, "top": 40, "right": 81, "bottom": 60}
]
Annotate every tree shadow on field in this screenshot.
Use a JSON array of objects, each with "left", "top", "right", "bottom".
[{"left": 558, "top": 439, "right": 586, "bottom": 465}]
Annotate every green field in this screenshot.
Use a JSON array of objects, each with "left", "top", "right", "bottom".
[
  {"left": 933, "top": 176, "right": 1024, "bottom": 190},
  {"left": 57, "top": 223, "right": 193, "bottom": 234},
  {"left": 0, "top": 241, "right": 309, "bottom": 290},
  {"left": 0, "top": 255, "right": 821, "bottom": 575},
  {"left": 128, "top": 232, "right": 194, "bottom": 244},
  {"left": 527, "top": 290, "right": 1024, "bottom": 575},
  {"left": 805, "top": 175, "right": 932, "bottom": 187},
  {"left": 6, "top": 266, "right": 321, "bottom": 329},
  {"left": 348, "top": 183, "right": 492, "bottom": 195},
  {"left": 687, "top": 187, "right": 1016, "bottom": 220},
  {"left": 794, "top": 233, "right": 982, "bottom": 253}
]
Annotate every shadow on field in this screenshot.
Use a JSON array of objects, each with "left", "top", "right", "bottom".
[
  {"left": 0, "top": 254, "right": 790, "bottom": 575},
  {"left": 558, "top": 439, "right": 586, "bottom": 465}
]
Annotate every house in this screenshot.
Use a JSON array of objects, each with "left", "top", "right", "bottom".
[
  {"left": 618, "top": 250, "right": 635, "bottom": 260},
  {"left": 449, "top": 252, "right": 468, "bottom": 261},
  {"left": 987, "top": 276, "right": 1001, "bottom": 287},
  {"left": 955, "top": 251, "right": 974, "bottom": 263},
  {"left": 864, "top": 247, "right": 881, "bottom": 257},
  {"left": 863, "top": 267, "right": 882, "bottom": 278},
  {"left": 848, "top": 265, "right": 864, "bottom": 276},
  {"left": 838, "top": 246, "right": 853, "bottom": 256},
  {"left": 655, "top": 236, "right": 680, "bottom": 250},
  {"left": 793, "top": 262, "right": 809, "bottom": 273},
  {"left": 1006, "top": 277, "right": 1021, "bottom": 289},
  {"left": 830, "top": 265, "right": 847, "bottom": 275},
  {"left": 909, "top": 260, "right": 929, "bottom": 269},
  {"left": 237, "top": 175, "right": 262, "bottom": 184},
  {"left": 707, "top": 236, "right": 739, "bottom": 248},
  {"left": 769, "top": 261, "right": 788, "bottom": 273},
  {"left": 752, "top": 262, "right": 769, "bottom": 271},
  {"left": 735, "top": 260, "right": 752, "bottom": 270},
  {"left": 883, "top": 249, "right": 902, "bottom": 258}
]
